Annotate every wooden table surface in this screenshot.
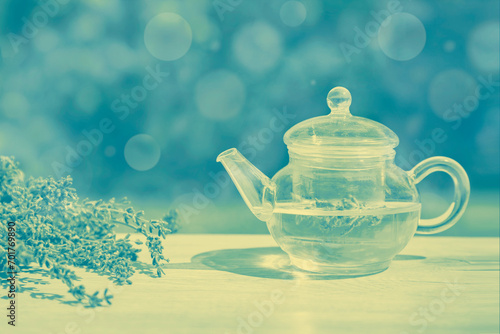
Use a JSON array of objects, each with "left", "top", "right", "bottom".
[{"left": 3, "top": 235, "right": 499, "bottom": 334}]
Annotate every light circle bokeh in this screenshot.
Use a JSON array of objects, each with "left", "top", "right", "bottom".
[
  {"left": 443, "top": 40, "right": 456, "bottom": 52},
  {"left": 195, "top": 70, "right": 246, "bottom": 120},
  {"left": 280, "top": 1, "right": 307, "bottom": 27},
  {"left": 144, "top": 13, "right": 192, "bottom": 61},
  {"left": 378, "top": 13, "right": 426, "bottom": 61},
  {"left": 104, "top": 145, "right": 116, "bottom": 157},
  {"left": 232, "top": 22, "right": 283, "bottom": 73},
  {"left": 467, "top": 21, "right": 500, "bottom": 72},
  {"left": 428, "top": 69, "right": 478, "bottom": 119},
  {"left": 1, "top": 92, "right": 30, "bottom": 119},
  {"left": 124, "top": 134, "right": 161, "bottom": 171}
]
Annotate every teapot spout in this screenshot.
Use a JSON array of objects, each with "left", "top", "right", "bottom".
[{"left": 217, "top": 148, "right": 274, "bottom": 221}]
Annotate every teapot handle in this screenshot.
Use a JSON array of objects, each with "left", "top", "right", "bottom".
[{"left": 408, "top": 157, "right": 470, "bottom": 235}]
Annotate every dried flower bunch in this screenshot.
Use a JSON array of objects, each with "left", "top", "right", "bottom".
[{"left": 0, "top": 156, "right": 177, "bottom": 307}]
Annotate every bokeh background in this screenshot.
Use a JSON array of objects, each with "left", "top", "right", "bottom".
[{"left": 0, "top": 0, "right": 498, "bottom": 235}]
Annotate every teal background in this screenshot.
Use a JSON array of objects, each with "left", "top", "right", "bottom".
[{"left": 0, "top": 0, "right": 498, "bottom": 236}]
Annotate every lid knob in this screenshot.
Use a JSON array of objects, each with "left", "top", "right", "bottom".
[{"left": 327, "top": 86, "right": 351, "bottom": 115}]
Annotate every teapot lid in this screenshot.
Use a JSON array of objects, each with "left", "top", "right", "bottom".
[{"left": 284, "top": 87, "right": 399, "bottom": 152}]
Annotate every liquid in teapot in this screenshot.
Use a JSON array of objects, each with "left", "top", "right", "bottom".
[{"left": 267, "top": 200, "right": 421, "bottom": 271}]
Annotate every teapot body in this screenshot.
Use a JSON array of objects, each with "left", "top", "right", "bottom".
[
  {"left": 266, "top": 156, "right": 421, "bottom": 275},
  {"left": 217, "top": 87, "right": 470, "bottom": 276}
]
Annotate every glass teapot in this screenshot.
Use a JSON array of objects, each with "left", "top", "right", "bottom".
[{"left": 217, "top": 87, "right": 470, "bottom": 276}]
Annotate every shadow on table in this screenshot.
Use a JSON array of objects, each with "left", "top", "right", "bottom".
[
  {"left": 0, "top": 267, "right": 79, "bottom": 306},
  {"left": 168, "top": 247, "right": 427, "bottom": 280}
]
